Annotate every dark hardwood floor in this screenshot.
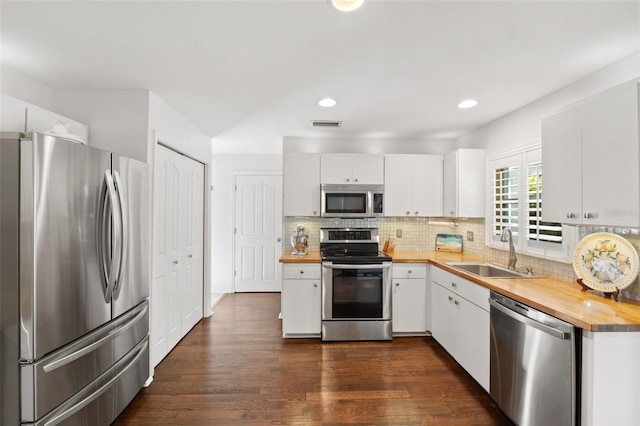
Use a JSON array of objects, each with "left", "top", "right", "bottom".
[{"left": 114, "top": 293, "right": 512, "bottom": 425}]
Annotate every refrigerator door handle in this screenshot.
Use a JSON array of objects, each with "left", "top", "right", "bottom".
[
  {"left": 99, "top": 170, "right": 123, "bottom": 303},
  {"left": 111, "top": 170, "right": 128, "bottom": 300},
  {"left": 37, "top": 339, "right": 148, "bottom": 426},
  {"left": 42, "top": 302, "right": 148, "bottom": 373}
]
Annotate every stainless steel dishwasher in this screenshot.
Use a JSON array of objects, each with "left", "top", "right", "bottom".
[{"left": 489, "top": 291, "right": 580, "bottom": 426}]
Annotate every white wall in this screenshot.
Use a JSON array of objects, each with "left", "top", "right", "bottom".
[
  {"left": 211, "top": 154, "right": 282, "bottom": 294},
  {"left": 1, "top": 66, "right": 53, "bottom": 110},
  {"left": 52, "top": 89, "right": 150, "bottom": 162},
  {"left": 456, "top": 52, "right": 640, "bottom": 156}
]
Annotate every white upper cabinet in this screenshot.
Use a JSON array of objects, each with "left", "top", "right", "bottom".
[
  {"left": 542, "top": 79, "right": 640, "bottom": 226},
  {"left": 541, "top": 107, "right": 583, "bottom": 224},
  {"left": 384, "top": 155, "right": 443, "bottom": 216},
  {"left": 443, "top": 149, "right": 485, "bottom": 218},
  {"left": 283, "top": 153, "right": 321, "bottom": 217},
  {"left": 320, "top": 154, "right": 384, "bottom": 184}
]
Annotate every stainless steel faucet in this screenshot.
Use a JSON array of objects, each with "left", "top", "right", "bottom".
[{"left": 500, "top": 226, "right": 517, "bottom": 270}]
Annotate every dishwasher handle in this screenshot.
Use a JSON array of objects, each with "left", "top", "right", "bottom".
[{"left": 489, "top": 298, "right": 570, "bottom": 340}]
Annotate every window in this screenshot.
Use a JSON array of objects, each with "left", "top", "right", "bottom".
[
  {"left": 489, "top": 147, "right": 564, "bottom": 258},
  {"left": 526, "top": 160, "right": 562, "bottom": 244}
]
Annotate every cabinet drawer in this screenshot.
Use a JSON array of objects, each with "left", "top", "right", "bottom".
[
  {"left": 431, "top": 267, "right": 489, "bottom": 311},
  {"left": 392, "top": 263, "right": 427, "bottom": 279},
  {"left": 283, "top": 263, "right": 321, "bottom": 279}
]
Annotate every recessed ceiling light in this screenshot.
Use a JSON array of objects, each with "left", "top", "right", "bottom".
[
  {"left": 457, "top": 99, "right": 478, "bottom": 109},
  {"left": 331, "top": 0, "right": 365, "bottom": 12},
  {"left": 318, "top": 98, "right": 337, "bottom": 107}
]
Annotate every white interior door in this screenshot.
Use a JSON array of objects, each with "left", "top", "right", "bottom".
[
  {"left": 181, "top": 157, "right": 205, "bottom": 335},
  {"left": 234, "top": 175, "right": 283, "bottom": 292},
  {"left": 152, "top": 145, "right": 205, "bottom": 367}
]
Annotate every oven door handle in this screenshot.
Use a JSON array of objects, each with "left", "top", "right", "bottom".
[{"left": 323, "top": 263, "right": 392, "bottom": 270}]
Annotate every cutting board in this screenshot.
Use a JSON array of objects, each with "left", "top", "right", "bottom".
[{"left": 436, "top": 234, "right": 463, "bottom": 253}]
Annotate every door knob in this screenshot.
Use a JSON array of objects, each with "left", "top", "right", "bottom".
[{"left": 277, "top": 238, "right": 282, "bottom": 242}]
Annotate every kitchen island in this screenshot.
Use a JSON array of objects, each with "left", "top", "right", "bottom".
[{"left": 280, "top": 249, "right": 640, "bottom": 426}]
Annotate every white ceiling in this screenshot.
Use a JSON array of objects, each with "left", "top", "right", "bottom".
[{"left": 1, "top": 1, "right": 639, "bottom": 148}]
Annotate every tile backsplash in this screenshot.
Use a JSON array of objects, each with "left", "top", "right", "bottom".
[{"left": 284, "top": 217, "right": 640, "bottom": 302}]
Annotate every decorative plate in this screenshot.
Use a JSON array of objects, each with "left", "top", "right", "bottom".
[{"left": 573, "top": 232, "right": 639, "bottom": 292}]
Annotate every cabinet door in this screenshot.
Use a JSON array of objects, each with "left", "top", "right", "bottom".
[
  {"left": 457, "top": 150, "right": 485, "bottom": 217},
  {"left": 582, "top": 82, "right": 639, "bottom": 227},
  {"left": 392, "top": 279, "right": 427, "bottom": 334},
  {"left": 413, "top": 155, "right": 443, "bottom": 216},
  {"left": 456, "top": 299, "right": 489, "bottom": 391},
  {"left": 352, "top": 155, "right": 384, "bottom": 184},
  {"left": 443, "top": 151, "right": 458, "bottom": 217},
  {"left": 283, "top": 153, "right": 320, "bottom": 216},
  {"left": 384, "top": 155, "right": 413, "bottom": 216},
  {"left": 541, "top": 107, "right": 582, "bottom": 224},
  {"left": 443, "top": 150, "right": 484, "bottom": 217},
  {"left": 320, "top": 154, "right": 353, "bottom": 184},
  {"left": 282, "top": 279, "right": 321, "bottom": 335},
  {"left": 430, "top": 282, "right": 456, "bottom": 355}
]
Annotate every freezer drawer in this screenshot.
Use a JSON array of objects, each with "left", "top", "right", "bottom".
[
  {"left": 23, "top": 337, "right": 149, "bottom": 426},
  {"left": 21, "top": 301, "right": 148, "bottom": 422}
]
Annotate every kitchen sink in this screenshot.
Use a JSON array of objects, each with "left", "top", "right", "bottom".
[{"left": 446, "top": 262, "right": 542, "bottom": 279}]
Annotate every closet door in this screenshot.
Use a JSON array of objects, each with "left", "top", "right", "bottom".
[
  {"left": 151, "top": 145, "right": 205, "bottom": 367},
  {"left": 180, "top": 156, "right": 205, "bottom": 336}
]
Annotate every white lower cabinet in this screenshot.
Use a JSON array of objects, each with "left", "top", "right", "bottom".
[
  {"left": 392, "top": 264, "right": 428, "bottom": 335},
  {"left": 430, "top": 267, "right": 490, "bottom": 391},
  {"left": 281, "top": 264, "right": 321, "bottom": 337}
]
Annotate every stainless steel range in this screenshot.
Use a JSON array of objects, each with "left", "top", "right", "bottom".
[{"left": 320, "top": 228, "right": 392, "bottom": 341}]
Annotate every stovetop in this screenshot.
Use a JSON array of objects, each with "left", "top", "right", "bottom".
[{"left": 319, "top": 228, "right": 391, "bottom": 263}]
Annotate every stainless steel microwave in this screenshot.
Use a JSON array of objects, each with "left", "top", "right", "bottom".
[{"left": 320, "top": 184, "right": 384, "bottom": 218}]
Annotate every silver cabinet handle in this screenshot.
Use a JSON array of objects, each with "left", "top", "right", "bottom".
[
  {"left": 299, "top": 270, "right": 304, "bottom": 274},
  {"left": 451, "top": 282, "right": 457, "bottom": 287},
  {"left": 313, "top": 283, "right": 318, "bottom": 288},
  {"left": 277, "top": 238, "right": 282, "bottom": 242},
  {"left": 188, "top": 254, "right": 193, "bottom": 258},
  {"left": 408, "top": 270, "right": 412, "bottom": 274},
  {"left": 566, "top": 213, "right": 577, "bottom": 219},
  {"left": 313, "top": 210, "right": 317, "bottom": 215},
  {"left": 584, "top": 212, "right": 598, "bottom": 219},
  {"left": 346, "top": 178, "right": 350, "bottom": 182},
  {"left": 354, "top": 178, "right": 359, "bottom": 182},
  {"left": 173, "top": 260, "right": 179, "bottom": 265},
  {"left": 406, "top": 211, "right": 411, "bottom": 215},
  {"left": 395, "top": 282, "right": 400, "bottom": 287},
  {"left": 448, "top": 296, "right": 453, "bottom": 302},
  {"left": 454, "top": 300, "right": 460, "bottom": 306},
  {"left": 415, "top": 211, "right": 419, "bottom": 215}
]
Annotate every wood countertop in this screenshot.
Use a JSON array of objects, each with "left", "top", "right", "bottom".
[{"left": 279, "top": 249, "right": 640, "bottom": 332}]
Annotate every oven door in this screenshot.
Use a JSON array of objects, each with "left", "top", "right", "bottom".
[{"left": 321, "top": 262, "right": 392, "bottom": 321}]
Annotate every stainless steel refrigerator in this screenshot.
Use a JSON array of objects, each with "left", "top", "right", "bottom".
[{"left": 1, "top": 132, "right": 150, "bottom": 425}]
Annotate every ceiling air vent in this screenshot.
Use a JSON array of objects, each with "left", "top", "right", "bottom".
[{"left": 311, "top": 120, "right": 342, "bottom": 128}]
